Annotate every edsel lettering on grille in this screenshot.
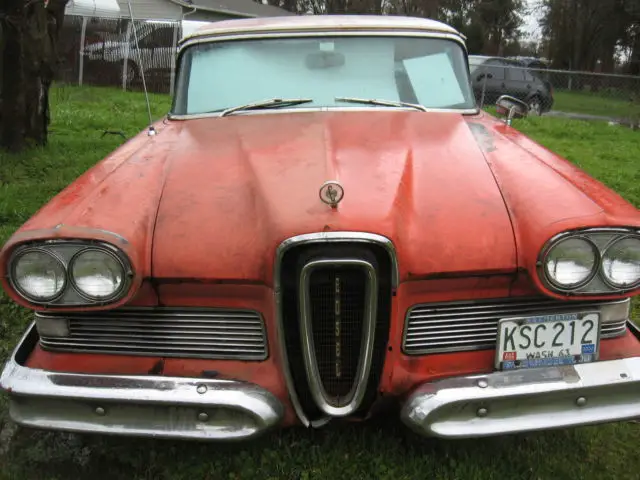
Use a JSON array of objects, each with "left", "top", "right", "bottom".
[{"left": 1, "top": 15, "right": 640, "bottom": 441}]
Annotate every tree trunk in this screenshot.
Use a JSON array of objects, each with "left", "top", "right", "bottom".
[{"left": 0, "top": 0, "right": 68, "bottom": 152}]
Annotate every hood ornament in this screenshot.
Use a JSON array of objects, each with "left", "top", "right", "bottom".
[{"left": 319, "top": 181, "right": 344, "bottom": 208}]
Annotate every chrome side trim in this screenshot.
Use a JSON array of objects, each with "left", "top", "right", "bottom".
[
  {"left": 299, "top": 258, "right": 378, "bottom": 417},
  {"left": 274, "top": 231, "right": 397, "bottom": 427},
  {"left": 401, "top": 354, "right": 640, "bottom": 438},
  {"left": 0, "top": 324, "right": 284, "bottom": 441}
]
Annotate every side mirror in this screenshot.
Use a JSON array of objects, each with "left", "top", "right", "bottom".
[{"left": 495, "top": 95, "right": 528, "bottom": 125}]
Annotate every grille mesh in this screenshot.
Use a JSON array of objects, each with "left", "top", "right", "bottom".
[
  {"left": 37, "top": 308, "right": 267, "bottom": 360},
  {"left": 403, "top": 297, "right": 629, "bottom": 355},
  {"left": 309, "top": 267, "right": 366, "bottom": 403}
]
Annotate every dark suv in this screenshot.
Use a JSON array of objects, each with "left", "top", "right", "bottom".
[{"left": 468, "top": 55, "right": 554, "bottom": 114}]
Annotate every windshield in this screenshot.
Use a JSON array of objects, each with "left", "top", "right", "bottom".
[{"left": 172, "top": 35, "right": 476, "bottom": 115}]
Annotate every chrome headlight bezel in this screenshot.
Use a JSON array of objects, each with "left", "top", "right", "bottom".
[
  {"left": 541, "top": 235, "right": 599, "bottom": 290},
  {"left": 69, "top": 247, "right": 128, "bottom": 301},
  {"left": 538, "top": 227, "right": 640, "bottom": 295},
  {"left": 9, "top": 247, "right": 68, "bottom": 302},
  {"left": 600, "top": 235, "right": 640, "bottom": 289},
  {"left": 6, "top": 240, "right": 133, "bottom": 307}
]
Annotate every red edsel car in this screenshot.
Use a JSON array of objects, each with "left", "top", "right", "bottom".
[{"left": 2, "top": 15, "right": 640, "bottom": 441}]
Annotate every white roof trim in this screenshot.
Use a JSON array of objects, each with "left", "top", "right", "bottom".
[{"left": 183, "top": 15, "right": 463, "bottom": 42}]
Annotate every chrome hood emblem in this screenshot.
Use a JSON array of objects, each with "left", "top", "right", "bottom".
[{"left": 319, "top": 181, "right": 344, "bottom": 208}]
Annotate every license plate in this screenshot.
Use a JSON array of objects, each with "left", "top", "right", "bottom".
[{"left": 495, "top": 311, "right": 600, "bottom": 370}]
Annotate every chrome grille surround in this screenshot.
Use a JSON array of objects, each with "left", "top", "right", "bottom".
[
  {"left": 275, "top": 232, "right": 397, "bottom": 427},
  {"left": 36, "top": 308, "right": 268, "bottom": 361},
  {"left": 299, "top": 258, "right": 377, "bottom": 417},
  {"left": 403, "top": 297, "right": 631, "bottom": 356}
]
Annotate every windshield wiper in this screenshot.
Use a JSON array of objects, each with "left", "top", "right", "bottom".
[
  {"left": 220, "top": 98, "right": 313, "bottom": 117},
  {"left": 335, "top": 96, "right": 428, "bottom": 112}
]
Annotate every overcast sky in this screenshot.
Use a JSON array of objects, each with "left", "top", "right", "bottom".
[{"left": 522, "top": 0, "right": 543, "bottom": 41}]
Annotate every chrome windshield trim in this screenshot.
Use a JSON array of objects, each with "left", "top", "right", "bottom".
[
  {"left": 171, "top": 30, "right": 475, "bottom": 118},
  {"left": 167, "top": 106, "right": 481, "bottom": 121},
  {"left": 273, "top": 231, "right": 397, "bottom": 426},
  {"left": 0, "top": 324, "right": 283, "bottom": 441},
  {"left": 177, "top": 31, "right": 467, "bottom": 54},
  {"left": 299, "top": 258, "right": 378, "bottom": 417}
]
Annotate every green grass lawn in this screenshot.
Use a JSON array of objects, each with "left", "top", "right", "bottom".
[
  {"left": 552, "top": 90, "right": 640, "bottom": 120},
  {"left": 0, "top": 85, "right": 639, "bottom": 480}
]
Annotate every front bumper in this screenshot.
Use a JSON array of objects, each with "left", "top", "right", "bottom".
[
  {"left": 401, "top": 321, "right": 640, "bottom": 438},
  {"left": 0, "top": 324, "right": 284, "bottom": 441}
]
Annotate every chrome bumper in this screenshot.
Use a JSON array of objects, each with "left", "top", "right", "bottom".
[
  {"left": 401, "top": 322, "right": 640, "bottom": 438},
  {"left": 0, "top": 324, "right": 284, "bottom": 441}
]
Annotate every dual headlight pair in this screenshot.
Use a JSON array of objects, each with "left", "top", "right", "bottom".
[
  {"left": 8, "top": 241, "right": 131, "bottom": 305},
  {"left": 541, "top": 229, "right": 640, "bottom": 294}
]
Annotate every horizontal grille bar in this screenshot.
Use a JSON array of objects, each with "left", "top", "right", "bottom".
[
  {"left": 37, "top": 308, "right": 268, "bottom": 361},
  {"left": 403, "top": 298, "right": 629, "bottom": 355}
]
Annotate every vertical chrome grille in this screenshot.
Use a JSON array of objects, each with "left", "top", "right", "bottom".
[
  {"left": 276, "top": 234, "right": 395, "bottom": 424},
  {"left": 300, "top": 259, "right": 376, "bottom": 416}
]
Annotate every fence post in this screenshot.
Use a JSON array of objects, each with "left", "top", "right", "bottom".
[
  {"left": 78, "top": 16, "right": 88, "bottom": 86},
  {"left": 122, "top": 20, "right": 132, "bottom": 91}
]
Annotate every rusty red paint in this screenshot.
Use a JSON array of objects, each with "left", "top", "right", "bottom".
[{"left": 2, "top": 105, "right": 640, "bottom": 427}]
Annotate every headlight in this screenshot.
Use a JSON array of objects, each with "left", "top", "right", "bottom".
[
  {"left": 70, "top": 249, "right": 125, "bottom": 300},
  {"left": 602, "top": 237, "right": 640, "bottom": 288},
  {"left": 543, "top": 237, "right": 598, "bottom": 289},
  {"left": 12, "top": 249, "right": 66, "bottom": 301}
]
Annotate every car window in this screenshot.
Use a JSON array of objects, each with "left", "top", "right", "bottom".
[
  {"left": 523, "top": 70, "right": 536, "bottom": 82},
  {"left": 485, "top": 63, "right": 505, "bottom": 80},
  {"left": 173, "top": 36, "right": 476, "bottom": 115},
  {"left": 507, "top": 67, "right": 526, "bottom": 81},
  {"left": 468, "top": 57, "right": 484, "bottom": 74}
]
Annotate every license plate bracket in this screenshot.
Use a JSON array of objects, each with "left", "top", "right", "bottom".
[{"left": 495, "top": 311, "right": 600, "bottom": 370}]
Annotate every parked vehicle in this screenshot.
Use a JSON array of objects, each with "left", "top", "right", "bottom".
[
  {"left": 83, "top": 20, "right": 178, "bottom": 85},
  {"left": 1, "top": 15, "right": 639, "bottom": 442},
  {"left": 469, "top": 54, "right": 554, "bottom": 114},
  {"left": 507, "top": 56, "right": 550, "bottom": 70}
]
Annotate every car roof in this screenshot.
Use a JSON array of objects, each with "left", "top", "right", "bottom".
[
  {"left": 469, "top": 55, "right": 530, "bottom": 67},
  {"left": 181, "top": 15, "right": 462, "bottom": 42}
]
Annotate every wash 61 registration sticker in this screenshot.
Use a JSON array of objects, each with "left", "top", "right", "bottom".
[{"left": 496, "top": 312, "right": 600, "bottom": 370}]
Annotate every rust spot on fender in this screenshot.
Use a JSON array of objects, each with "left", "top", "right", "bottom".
[{"left": 148, "top": 359, "right": 165, "bottom": 375}]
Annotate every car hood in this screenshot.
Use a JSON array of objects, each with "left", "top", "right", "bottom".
[{"left": 151, "top": 111, "right": 517, "bottom": 283}]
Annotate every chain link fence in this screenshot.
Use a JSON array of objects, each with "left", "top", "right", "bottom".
[
  {"left": 471, "top": 59, "right": 640, "bottom": 123},
  {"left": 57, "top": 15, "right": 640, "bottom": 123},
  {"left": 58, "top": 15, "right": 180, "bottom": 95}
]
